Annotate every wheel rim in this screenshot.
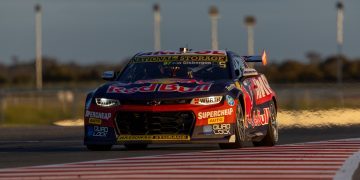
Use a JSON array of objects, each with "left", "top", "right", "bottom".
[
  {"left": 236, "top": 104, "right": 246, "bottom": 141},
  {"left": 269, "top": 103, "right": 278, "bottom": 142}
]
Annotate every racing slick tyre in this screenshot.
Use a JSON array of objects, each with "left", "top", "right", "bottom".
[
  {"left": 219, "top": 103, "right": 246, "bottom": 149},
  {"left": 124, "top": 144, "right": 148, "bottom": 150},
  {"left": 253, "top": 100, "right": 278, "bottom": 146},
  {"left": 86, "top": 144, "right": 113, "bottom": 151}
]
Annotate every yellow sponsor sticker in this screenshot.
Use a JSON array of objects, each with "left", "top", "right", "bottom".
[
  {"left": 89, "top": 118, "right": 102, "bottom": 125},
  {"left": 235, "top": 81, "right": 241, "bottom": 89},
  {"left": 117, "top": 135, "right": 190, "bottom": 141},
  {"left": 208, "top": 117, "right": 225, "bottom": 124}
]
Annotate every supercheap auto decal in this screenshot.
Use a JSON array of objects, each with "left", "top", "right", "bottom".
[{"left": 197, "top": 108, "right": 234, "bottom": 120}]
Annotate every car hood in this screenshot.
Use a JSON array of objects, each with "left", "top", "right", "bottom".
[{"left": 93, "top": 79, "right": 234, "bottom": 100}]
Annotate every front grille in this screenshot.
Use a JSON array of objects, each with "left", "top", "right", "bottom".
[
  {"left": 115, "top": 111, "right": 195, "bottom": 135},
  {"left": 121, "top": 99, "right": 191, "bottom": 105}
]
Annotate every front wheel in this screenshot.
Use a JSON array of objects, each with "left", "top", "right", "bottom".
[
  {"left": 219, "top": 103, "right": 246, "bottom": 149},
  {"left": 253, "top": 100, "right": 278, "bottom": 146}
]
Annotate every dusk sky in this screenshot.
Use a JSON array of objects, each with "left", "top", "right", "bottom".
[{"left": 1, "top": 0, "right": 359, "bottom": 64}]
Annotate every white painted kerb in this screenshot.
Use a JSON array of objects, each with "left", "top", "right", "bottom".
[{"left": 334, "top": 151, "right": 360, "bottom": 180}]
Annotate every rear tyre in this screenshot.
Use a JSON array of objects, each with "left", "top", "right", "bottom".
[
  {"left": 86, "top": 144, "right": 113, "bottom": 151},
  {"left": 124, "top": 144, "right": 148, "bottom": 150},
  {"left": 219, "top": 103, "right": 246, "bottom": 149},
  {"left": 253, "top": 100, "right": 278, "bottom": 146}
]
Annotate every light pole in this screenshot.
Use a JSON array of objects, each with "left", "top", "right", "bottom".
[
  {"left": 244, "top": 16, "right": 256, "bottom": 55},
  {"left": 336, "top": 1, "right": 344, "bottom": 85},
  {"left": 153, "top": 3, "right": 161, "bottom": 51},
  {"left": 34, "top": 4, "right": 43, "bottom": 90},
  {"left": 208, "top": 6, "right": 219, "bottom": 50}
]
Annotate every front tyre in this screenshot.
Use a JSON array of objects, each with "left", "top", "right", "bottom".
[
  {"left": 253, "top": 100, "right": 278, "bottom": 146},
  {"left": 219, "top": 103, "right": 246, "bottom": 149},
  {"left": 86, "top": 144, "right": 113, "bottom": 151}
]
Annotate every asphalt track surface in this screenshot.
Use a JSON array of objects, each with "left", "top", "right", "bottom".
[{"left": 0, "top": 125, "right": 359, "bottom": 170}]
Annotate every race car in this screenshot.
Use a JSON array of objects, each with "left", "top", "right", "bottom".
[{"left": 84, "top": 48, "right": 278, "bottom": 150}]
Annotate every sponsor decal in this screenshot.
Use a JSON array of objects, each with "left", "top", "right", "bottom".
[
  {"left": 88, "top": 118, "right": 102, "bottom": 125},
  {"left": 117, "top": 135, "right": 190, "bottom": 141},
  {"left": 158, "top": 84, "right": 211, "bottom": 93},
  {"left": 202, "top": 125, "right": 213, "bottom": 135},
  {"left": 132, "top": 55, "right": 226, "bottom": 63},
  {"left": 225, "top": 84, "right": 236, "bottom": 91},
  {"left": 191, "top": 96, "right": 222, "bottom": 105},
  {"left": 137, "top": 50, "right": 226, "bottom": 56},
  {"left": 85, "top": 110, "right": 111, "bottom": 120},
  {"left": 198, "top": 108, "right": 233, "bottom": 120},
  {"left": 107, "top": 84, "right": 158, "bottom": 94},
  {"left": 253, "top": 75, "right": 273, "bottom": 100},
  {"left": 208, "top": 117, "right": 225, "bottom": 124},
  {"left": 226, "top": 95, "right": 235, "bottom": 106},
  {"left": 213, "top": 124, "right": 231, "bottom": 135},
  {"left": 87, "top": 126, "right": 108, "bottom": 137},
  {"left": 107, "top": 83, "right": 212, "bottom": 94},
  {"left": 235, "top": 81, "right": 241, "bottom": 89},
  {"left": 247, "top": 107, "right": 270, "bottom": 127},
  {"left": 182, "top": 61, "right": 212, "bottom": 65},
  {"left": 134, "top": 79, "right": 211, "bottom": 85},
  {"left": 179, "top": 55, "right": 226, "bottom": 61}
]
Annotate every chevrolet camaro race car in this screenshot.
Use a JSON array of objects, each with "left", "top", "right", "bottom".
[{"left": 84, "top": 48, "right": 278, "bottom": 150}]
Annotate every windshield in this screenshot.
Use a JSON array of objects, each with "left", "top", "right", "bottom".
[{"left": 118, "top": 56, "right": 231, "bottom": 82}]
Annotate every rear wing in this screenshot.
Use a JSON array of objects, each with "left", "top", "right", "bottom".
[{"left": 241, "top": 50, "right": 267, "bottom": 65}]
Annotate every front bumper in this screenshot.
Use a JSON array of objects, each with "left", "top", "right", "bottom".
[{"left": 84, "top": 100, "right": 237, "bottom": 145}]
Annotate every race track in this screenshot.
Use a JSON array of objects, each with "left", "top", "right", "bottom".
[
  {"left": 0, "top": 125, "right": 360, "bottom": 170},
  {"left": 1, "top": 138, "right": 360, "bottom": 179}
]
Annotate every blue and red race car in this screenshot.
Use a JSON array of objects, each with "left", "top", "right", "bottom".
[{"left": 84, "top": 49, "right": 278, "bottom": 150}]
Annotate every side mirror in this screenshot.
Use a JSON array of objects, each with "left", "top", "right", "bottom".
[
  {"left": 242, "top": 68, "right": 258, "bottom": 78},
  {"left": 102, "top": 71, "right": 116, "bottom": 81}
]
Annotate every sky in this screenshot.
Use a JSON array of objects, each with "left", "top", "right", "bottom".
[{"left": 0, "top": 0, "right": 359, "bottom": 65}]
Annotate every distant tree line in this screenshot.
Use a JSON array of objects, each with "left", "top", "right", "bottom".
[
  {"left": 0, "top": 53, "right": 359, "bottom": 87},
  {"left": 257, "top": 53, "right": 360, "bottom": 83},
  {"left": 0, "top": 57, "right": 126, "bottom": 86}
]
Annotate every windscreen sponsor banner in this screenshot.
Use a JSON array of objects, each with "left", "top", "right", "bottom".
[
  {"left": 107, "top": 83, "right": 212, "bottom": 94},
  {"left": 117, "top": 135, "right": 190, "bottom": 141},
  {"left": 137, "top": 50, "right": 227, "bottom": 56},
  {"left": 198, "top": 108, "right": 234, "bottom": 120},
  {"left": 85, "top": 110, "right": 111, "bottom": 120},
  {"left": 132, "top": 55, "right": 227, "bottom": 63}
]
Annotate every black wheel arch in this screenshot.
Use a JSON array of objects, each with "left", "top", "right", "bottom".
[{"left": 272, "top": 96, "right": 278, "bottom": 112}]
